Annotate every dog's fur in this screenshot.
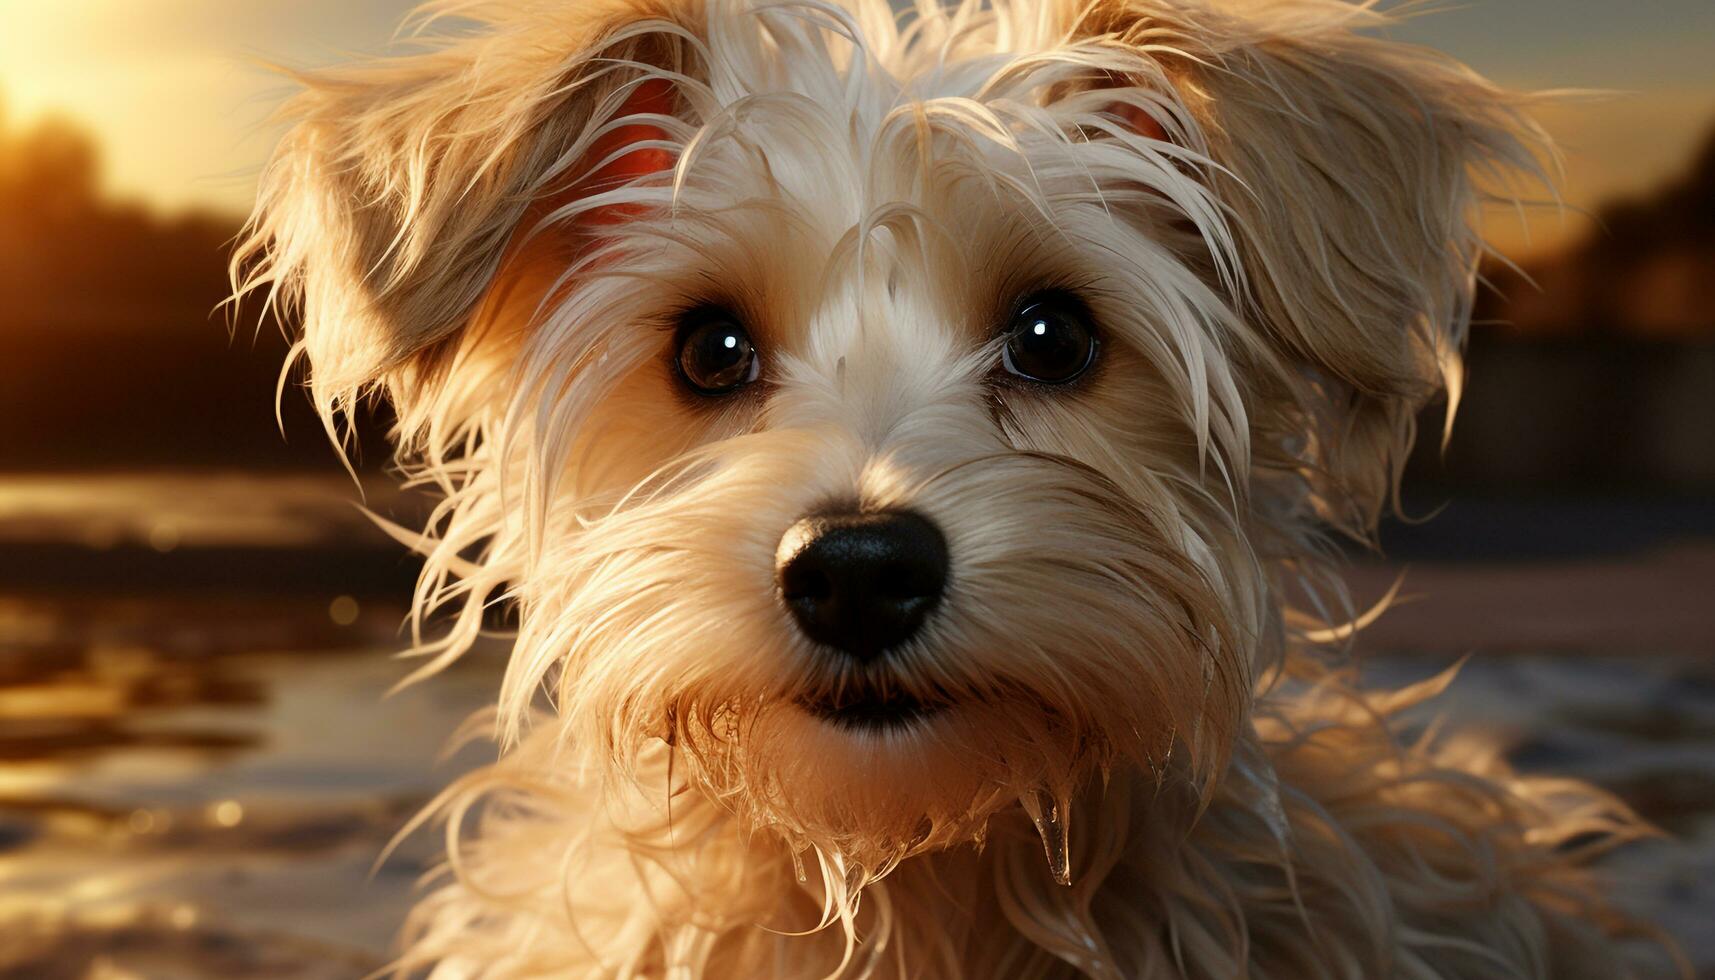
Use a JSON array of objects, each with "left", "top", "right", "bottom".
[{"left": 234, "top": 1, "right": 1669, "bottom": 976}]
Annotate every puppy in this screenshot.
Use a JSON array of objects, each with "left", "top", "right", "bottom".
[{"left": 235, "top": 0, "right": 1666, "bottom": 976}]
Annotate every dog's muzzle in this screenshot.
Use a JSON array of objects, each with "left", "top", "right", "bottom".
[{"left": 775, "top": 510, "right": 948, "bottom": 663}]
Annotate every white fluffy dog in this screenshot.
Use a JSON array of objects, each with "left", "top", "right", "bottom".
[{"left": 235, "top": 0, "right": 1668, "bottom": 976}]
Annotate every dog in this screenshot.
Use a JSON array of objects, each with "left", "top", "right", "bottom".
[{"left": 233, "top": 0, "right": 1670, "bottom": 976}]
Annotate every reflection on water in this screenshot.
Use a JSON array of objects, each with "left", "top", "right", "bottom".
[
  {"left": 0, "top": 593, "right": 500, "bottom": 978},
  {"left": 0, "top": 473, "right": 395, "bottom": 551},
  {"left": 0, "top": 474, "right": 1711, "bottom": 977}
]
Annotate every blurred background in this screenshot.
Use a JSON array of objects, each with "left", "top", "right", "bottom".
[{"left": 0, "top": 1, "right": 1712, "bottom": 977}]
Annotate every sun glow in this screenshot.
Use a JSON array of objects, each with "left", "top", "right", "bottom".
[{"left": 0, "top": 0, "right": 416, "bottom": 216}]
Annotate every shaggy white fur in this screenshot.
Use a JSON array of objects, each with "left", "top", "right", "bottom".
[{"left": 234, "top": 0, "right": 1677, "bottom": 976}]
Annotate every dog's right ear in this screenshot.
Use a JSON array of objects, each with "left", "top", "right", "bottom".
[
  {"left": 1065, "top": 1, "right": 1547, "bottom": 536},
  {"left": 232, "top": 0, "right": 705, "bottom": 428}
]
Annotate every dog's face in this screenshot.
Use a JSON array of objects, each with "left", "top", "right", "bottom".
[{"left": 240, "top": 0, "right": 1539, "bottom": 868}]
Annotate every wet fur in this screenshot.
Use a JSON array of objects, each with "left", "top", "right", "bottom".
[{"left": 234, "top": 1, "right": 1669, "bottom": 976}]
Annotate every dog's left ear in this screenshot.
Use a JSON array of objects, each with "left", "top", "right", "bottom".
[
  {"left": 233, "top": 1, "right": 705, "bottom": 428},
  {"left": 1090, "top": 3, "right": 1545, "bottom": 532}
]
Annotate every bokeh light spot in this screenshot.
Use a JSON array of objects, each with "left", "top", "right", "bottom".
[{"left": 328, "top": 595, "right": 360, "bottom": 626}]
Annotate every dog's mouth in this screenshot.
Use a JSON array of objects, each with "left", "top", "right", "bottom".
[{"left": 796, "top": 683, "right": 948, "bottom": 731}]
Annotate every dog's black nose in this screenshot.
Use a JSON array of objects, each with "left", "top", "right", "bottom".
[{"left": 776, "top": 510, "right": 949, "bottom": 662}]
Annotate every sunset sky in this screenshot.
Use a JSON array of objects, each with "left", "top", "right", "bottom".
[{"left": 3, "top": 0, "right": 1712, "bottom": 257}]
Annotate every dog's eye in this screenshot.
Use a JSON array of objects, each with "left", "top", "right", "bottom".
[
  {"left": 676, "top": 308, "right": 760, "bottom": 396},
  {"left": 1001, "top": 292, "right": 1098, "bottom": 385}
]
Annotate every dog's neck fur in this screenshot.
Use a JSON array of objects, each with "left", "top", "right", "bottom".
[{"left": 397, "top": 661, "right": 1640, "bottom": 980}]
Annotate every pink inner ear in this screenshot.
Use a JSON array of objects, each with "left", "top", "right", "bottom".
[
  {"left": 1106, "top": 100, "right": 1168, "bottom": 143},
  {"left": 492, "top": 78, "right": 678, "bottom": 301},
  {"left": 585, "top": 78, "right": 676, "bottom": 188},
  {"left": 567, "top": 77, "right": 678, "bottom": 227}
]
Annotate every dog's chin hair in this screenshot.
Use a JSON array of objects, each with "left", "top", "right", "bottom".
[{"left": 675, "top": 701, "right": 1093, "bottom": 869}]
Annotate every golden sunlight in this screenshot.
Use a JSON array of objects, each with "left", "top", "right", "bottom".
[{"left": 0, "top": 0, "right": 415, "bottom": 216}]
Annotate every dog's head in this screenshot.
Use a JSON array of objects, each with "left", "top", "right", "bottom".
[{"left": 238, "top": 0, "right": 1540, "bottom": 871}]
